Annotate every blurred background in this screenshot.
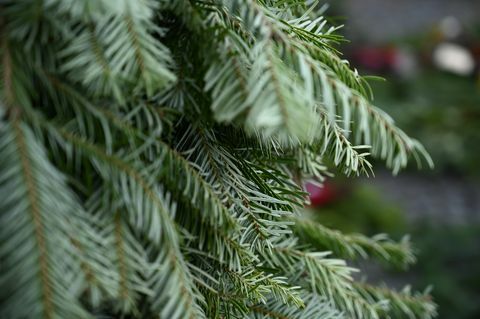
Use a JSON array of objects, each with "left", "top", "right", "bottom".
[{"left": 307, "top": 1, "right": 480, "bottom": 318}]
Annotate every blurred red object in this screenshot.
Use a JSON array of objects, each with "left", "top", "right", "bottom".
[
  {"left": 306, "top": 182, "right": 337, "bottom": 207},
  {"left": 351, "top": 46, "right": 397, "bottom": 71}
]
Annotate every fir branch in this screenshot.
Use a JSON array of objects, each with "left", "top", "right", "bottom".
[
  {"left": 85, "top": 189, "right": 151, "bottom": 314},
  {"left": 113, "top": 212, "right": 140, "bottom": 313},
  {"left": 249, "top": 291, "right": 344, "bottom": 319},
  {"left": 0, "top": 1, "right": 438, "bottom": 318},
  {"left": 14, "top": 122, "right": 54, "bottom": 319},
  {"left": 314, "top": 111, "right": 373, "bottom": 176},
  {"left": 224, "top": 267, "right": 304, "bottom": 308},
  {"left": 264, "top": 245, "right": 386, "bottom": 319},
  {"left": 46, "top": 125, "right": 207, "bottom": 319},
  {"left": 292, "top": 216, "right": 416, "bottom": 269},
  {"left": 178, "top": 126, "right": 301, "bottom": 250},
  {"left": 216, "top": 0, "right": 432, "bottom": 172},
  {"left": 355, "top": 283, "right": 438, "bottom": 319},
  {"left": 0, "top": 121, "right": 91, "bottom": 319}
]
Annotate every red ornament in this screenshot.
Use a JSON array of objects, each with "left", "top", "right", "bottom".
[{"left": 306, "top": 182, "right": 336, "bottom": 207}]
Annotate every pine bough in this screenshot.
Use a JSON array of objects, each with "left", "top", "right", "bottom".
[{"left": 0, "top": 0, "right": 436, "bottom": 318}]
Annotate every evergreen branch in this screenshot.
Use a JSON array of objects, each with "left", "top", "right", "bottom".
[
  {"left": 223, "top": 267, "right": 304, "bottom": 308},
  {"left": 205, "top": 41, "right": 371, "bottom": 175},
  {"left": 13, "top": 122, "right": 54, "bottom": 318},
  {"left": 250, "top": 305, "right": 290, "bottom": 319},
  {"left": 67, "top": 213, "right": 122, "bottom": 309},
  {"left": 217, "top": 0, "right": 432, "bottom": 172},
  {"left": 294, "top": 51, "right": 432, "bottom": 174},
  {"left": 0, "top": 121, "right": 91, "bottom": 319},
  {"left": 236, "top": 156, "right": 307, "bottom": 208},
  {"left": 183, "top": 252, "right": 303, "bottom": 317},
  {"left": 242, "top": 42, "right": 319, "bottom": 145},
  {"left": 38, "top": 70, "right": 177, "bottom": 154},
  {"left": 1, "top": 42, "right": 121, "bottom": 315},
  {"left": 86, "top": 188, "right": 151, "bottom": 315},
  {"left": 0, "top": 1, "right": 439, "bottom": 318},
  {"left": 56, "top": 0, "right": 176, "bottom": 97},
  {"left": 113, "top": 213, "right": 137, "bottom": 312},
  {"left": 92, "top": 208, "right": 150, "bottom": 315},
  {"left": 204, "top": 19, "right": 318, "bottom": 145},
  {"left": 178, "top": 126, "right": 300, "bottom": 250},
  {"left": 26, "top": 80, "right": 236, "bottom": 232},
  {"left": 220, "top": 0, "right": 368, "bottom": 97},
  {"left": 1, "top": 38, "right": 14, "bottom": 108},
  {"left": 292, "top": 216, "right": 416, "bottom": 269},
  {"left": 44, "top": 125, "right": 206, "bottom": 319},
  {"left": 204, "top": 39, "right": 251, "bottom": 122},
  {"left": 115, "top": 13, "right": 176, "bottom": 95},
  {"left": 315, "top": 111, "right": 373, "bottom": 175},
  {"left": 329, "top": 79, "right": 433, "bottom": 174},
  {"left": 264, "top": 245, "right": 385, "bottom": 319},
  {"left": 30, "top": 97, "right": 247, "bottom": 275},
  {"left": 249, "top": 291, "right": 344, "bottom": 319},
  {"left": 179, "top": 201, "right": 255, "bottom": 272},
  {"left": 158, "top": 136, "right": 237, "bottom": 229},
  {"left": 95, "top": 106, "right": 238, "bottom": 230},
  {"left": 355, "top": 283, "right": 438, "bottom": 319},
  {"left": 0, "top": 40, "right": 34, "bottom": 113},
  {"left": 293, "top": 147, "right": 330, "bottom": 183},
  {"left": 60, "top": 22, "right": 126, "bottom": 103}
]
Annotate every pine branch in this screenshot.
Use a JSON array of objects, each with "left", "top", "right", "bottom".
[
  {"left": 0, "top": 121, "right": 91, "bottom": 319},
  {"left": 0, "top": 1, "right": 438, "bottom": 318},
  {"left": 177, "top": 126, "right": 302, "bottom": 250},
  {"left": 85, "top": 189, "right": 151, "bottom": 314},
  {"left": 54, "top": 0, "right": 176, "bottom": 97},
  {"left": 180, "top": 202, "right": 255, "bottom": 272},
  {"left": 249, "top": 291, "right": 344, "bottom": 319},
  {"left": 204, "top": 38, "right": 251, "bottom": 122},
  {"left": 223, "top": 267, "right": 304, "bottom": 308},
  {"left": 216, "top": 0, "right": 432, "bottom": 172},
  {"left": 291, "top": 146, "right": 332, "bottom": 185},
  {"left": 45, "top": 125, "right": 207, "bottom": 319},
  {"left": 355, "top": 283, "right": 438, "bottom": 319},
  {"left": 292, "top": 216, "right": 416, "bottom": 269},
  {"left": 314, "top": 111, "right": 373, "bottom": 176},
  {"left": 113, "top": 213, "right": 139, "bottom": 313},
  {"left": 264, "top": 244, "right": 386, "bottom": 319},
  {"left": 60, "top": 22, "right": 126, "bottom": 104}
]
